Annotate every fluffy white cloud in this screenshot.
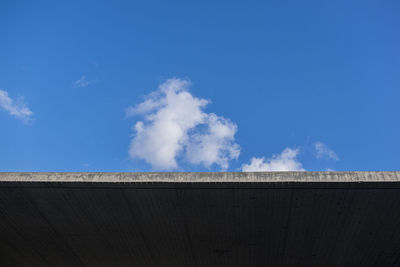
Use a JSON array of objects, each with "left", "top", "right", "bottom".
[
  {"left": 186, "top": 113, "right": 240, "bottom": 169},
  {"left": 241, "top": 148, "right": 305, "bottom": 172},
  {"left": 0, "top": 89, "right": 33, "bottom": 122},
  {"left": 314, "top": 141, "right": 338, "bottom": 160},
  {"left": 127, "top": 78, "right": 240, "bottom": 170}
]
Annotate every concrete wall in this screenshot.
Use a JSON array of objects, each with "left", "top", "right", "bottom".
[{"left": 0, "top": 172, "right": 399, "bottom": 266}]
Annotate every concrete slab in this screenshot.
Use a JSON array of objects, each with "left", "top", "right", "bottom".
[{"left": 0, "top": 171, "right": 399, "bottom": 183}]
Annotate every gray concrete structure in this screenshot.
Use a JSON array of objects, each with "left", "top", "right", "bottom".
[{"left": 0, "top": 172, "right": 400, "bottom": 266}]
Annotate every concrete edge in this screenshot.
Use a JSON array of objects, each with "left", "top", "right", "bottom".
[{"left": 0, "top": 172, "right": 399, "bottom": 183}]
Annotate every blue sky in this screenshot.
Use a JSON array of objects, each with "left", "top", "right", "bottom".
[{"left": 0, "top": 0, "right": 399, "bottom": 172}]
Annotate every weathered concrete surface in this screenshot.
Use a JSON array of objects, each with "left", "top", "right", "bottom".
[
  {"left": 0, "top": 172, "right": 400, "bottom": 267},
  {"left": 1, "top": 171, "right": 400, "bottom": 182}
]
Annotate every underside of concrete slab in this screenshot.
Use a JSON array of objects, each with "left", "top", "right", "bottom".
[{"left": 0, "top": 172, "right": 399, "bottom": 266}]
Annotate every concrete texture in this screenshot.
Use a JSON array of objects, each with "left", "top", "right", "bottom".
[
  {"left": 1, "top": 171, "right": 400, "bottom": 182},
  {"left": 0, "top": 172, "right": 400, "bottom": 266}
]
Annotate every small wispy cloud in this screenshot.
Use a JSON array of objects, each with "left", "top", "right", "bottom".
[
  {"left": 242, "top": 147, "right": 305, "bottom": 172},
  {"left": 0, "top": 89, "right": 33, "bottom": 123},
  {"left": 314, "top": 141, "right": 339, "bottom": 160},
  {"left": 127, "top": 78, "right": 240, "bottom": 170},
  {"left": 73, "top": 75, "right": 96, "bottom": 88}
]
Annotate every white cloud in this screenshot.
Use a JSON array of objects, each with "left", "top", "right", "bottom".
[
  {"left": 74, "top": 75, "right": 96, "bottom": 88},
  {"left": 186, "top": 113, "right": 240, "bottom": 169},
  {"left": 314, "top": 141, "right": 339, "bottom": 160},
  {"left": 127, "top": 78, "right": 240, "bottom": 170},
  {"left": 0, "top": 89, "right": 33, "bottom": 122},
  {"left": 242, "top": 148, "right": 305, "bottom": 172}
]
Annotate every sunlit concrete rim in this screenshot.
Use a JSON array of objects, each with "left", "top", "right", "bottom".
[{"left": 0, "top": 172, "right": 399, "bottom": 183}]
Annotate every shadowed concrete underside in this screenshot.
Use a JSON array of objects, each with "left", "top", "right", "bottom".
[{"left": 0, "top": 172, "right": 400, "bottom": 267}]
